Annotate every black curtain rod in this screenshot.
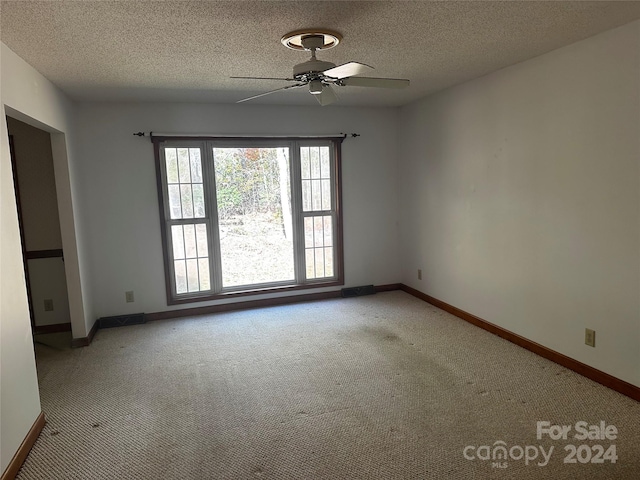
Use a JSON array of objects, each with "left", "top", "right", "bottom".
[{"left": 132, "top": 132, "right": 360, "bottom": 140}]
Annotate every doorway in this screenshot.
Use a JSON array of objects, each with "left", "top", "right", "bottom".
[{"left": 7, "top": 116, "right": 71, "bottom": 336}]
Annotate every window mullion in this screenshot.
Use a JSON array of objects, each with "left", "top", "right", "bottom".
[
  {"left": 159, "top": 145, "right": 179, "bottom": 299},
  {"left": 290, "top": 141, "right": 306, "bottom": 283},
  {"left": 158, "top": 146, "right": 173, "bottom": 224},
  {"left": 168, "top": 218, "right": 208, "bottom": 226},
  {"left": 203, "top": 141, "right": 223, "bottom": 293},
  {"left": 165, "top": 223, "right": 178, "bottom": 297},
  {"left": 330, "top": 143, "right": 338, "bottom": 280}
]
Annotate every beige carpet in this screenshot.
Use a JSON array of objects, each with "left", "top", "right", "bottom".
[{"left": 18, "top": 291, "right": 640, "bottom": 479}]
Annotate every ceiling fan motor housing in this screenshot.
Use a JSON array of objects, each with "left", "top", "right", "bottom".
[
  {"left": 293, "top": 59, "right": 336, "bottom": 78},
  {"left": 301, "top": 35, "right": 326, "bottom": 51}
]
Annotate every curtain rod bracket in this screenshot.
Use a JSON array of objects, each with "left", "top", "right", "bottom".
[{"left": 132, "top": 131, "right": 156, "bottom": 144}]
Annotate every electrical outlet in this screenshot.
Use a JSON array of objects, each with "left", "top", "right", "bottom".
[
  {"left": 418, "top": 269, "right": 422, "bottom": 280},
  {"left": 585, "top": 328, "right": 596, "bottom": 348},
  {"left": 44, "top": 299, "right": 54, "bottom": 311},
  {"left": 125, "top": 291, "right": 135, "bottom": 303}
]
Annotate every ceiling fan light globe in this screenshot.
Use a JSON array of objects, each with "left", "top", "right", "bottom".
[{"left": 309, "top": 80, "right": 323, "bottom": 95}]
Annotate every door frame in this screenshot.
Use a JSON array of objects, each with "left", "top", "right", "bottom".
[
  {"left": 8, "top": 133, "right": 36, "bottom": 329},
  {"left": 8, "top": 128, "right": 72, "bottom": 335}
]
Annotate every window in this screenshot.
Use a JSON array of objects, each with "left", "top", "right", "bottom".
[{"left": 154, "top": 138, "right": 343, "bottom": 304}]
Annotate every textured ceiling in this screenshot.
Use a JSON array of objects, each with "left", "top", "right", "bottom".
[{"left": 1, "top": 1, "right": 640, "bottom": 107}]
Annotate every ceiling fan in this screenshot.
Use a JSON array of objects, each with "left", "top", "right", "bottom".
[{"left": 232, "top": 30, "right": 410, "bottom": 106}]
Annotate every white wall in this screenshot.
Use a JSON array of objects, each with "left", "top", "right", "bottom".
[
  {"left": 399, "top": 21, "right": 640, "bottom": 386},
  {"left": 0, "top": 42, "right": 89, "bottom": 473},
  {"left": 28, "top": 258, "right": 71, "bottom": 326},
  {"left": 74, "top": 103, "right": 401, "bottom": 318}
]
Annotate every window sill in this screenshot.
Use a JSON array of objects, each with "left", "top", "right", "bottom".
[{"left": 167, "top": 279, "right": 344, "bottom": 305}]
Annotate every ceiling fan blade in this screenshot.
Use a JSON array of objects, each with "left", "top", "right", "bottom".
[
  {"left": 323, "top": 62, "right": 373, "bottom": 79},
  {"left": 341, "top": 77, "right": 410, "bottom": 89},
  {"left": 316, "top": 84, "right": 337, "bottom": 106},
  {"left": 231, "top": 76, "right": 295, "bottom": 81},
  {"left": 237, "top": 83, "right": 306, "bottom": 103}
]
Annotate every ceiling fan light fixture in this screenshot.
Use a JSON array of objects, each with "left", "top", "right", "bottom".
[
  {"left": 281, "top": 29, "right": 342, "bottom": 51},
  {"left": 234, "top": 28, "right": 409, "bottom": 105},
  {"left": 309, "top": 80, "right": 323, "bottom": 95}
]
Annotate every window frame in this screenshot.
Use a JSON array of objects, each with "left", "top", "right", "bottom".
[{"left": 153, "top": 136, "right": 344, "bottom": 305}]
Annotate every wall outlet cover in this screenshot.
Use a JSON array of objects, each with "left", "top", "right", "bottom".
[{"left": 585, "top": 328, "right": 596, "bottom": 348}]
